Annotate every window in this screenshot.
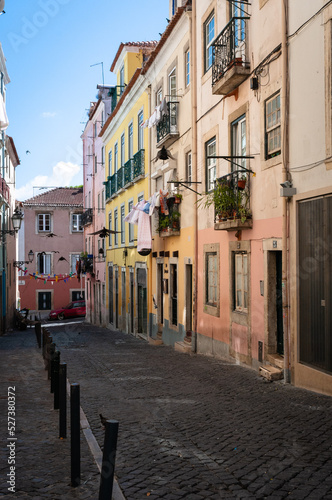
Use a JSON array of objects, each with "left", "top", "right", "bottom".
[
  {"left": 128, "top": 122, "right": 133, "bottom": 159},
  {"left": 72, "top": 290, "right": 85, "bottom": 301},
  {"left": 38, "top": 252, "right": 51, "bottom": 274},
  {"left": 71, "top": 213, "right": 82, "bottom": 232},
  {"left": 94, "top": 155, "right": 97, "bottom": 173},
  {"left": 102, "top": 189, "right": 105, "bottom": 210},
  {"left": 169, "top": 67, "right": 177, "bottom": 99},
  {"left": 120, "top": 65, "right": 125, "bottom": 95},
  {"left": 231, "top": 0, "right": 247, "bottom": 47},
  {"left": 203, "top": 243, "right": 220, "bottom": 317},
  {"left": 108, "top": 149, "right": 112, "bottom": 175},
  {"left": 206, "top": 252, "right": 218, "bottom": 307},
  {"left": 185, "top": 49, "right": 190, "bottom": 87},
  {"left": 98, "top": 193, "right": 100, "bottom": 214},
  {"left": 234, "top": 253, "right": 248, "bottom": 312},
  {"left": 138, "top": 110, "right": 144, "bottom": 150},
  {"left": 94, "top": 122, "right": 97, "bottom": 138},
  {"left": 70, "top": 254, "right": 80, "bottom": 274},
  {"left": 101, "top": 146, "right": 105, "bottom": 167},
  {"left": 108, "top": 211, "right": 112, "bottom": 247},
  {"left": 38, "top": 213, "right": 50, "bottom": 232},
  {"left": 128, "top": 200, "right": 134, "bottom": 243},
  {"left": 206, "top": 137, "right": 216, "bottom": 191},
  {"left": 172, "top": 0, "right": 176, "bottom": 16},
  {"left": 120, "top": 205, "right": 125, "bottom": 245},
  {"left": 204, "top": 12, "right": 215, "bottom": 72},
  {"left": 231, "top": 115, "right": 246, "bottom": 172},
  {"left": 114, "top": 208, "right": 118, "bottom": 246},
  {"left": 114, "top": 142, "right": 118, "bottom": 172},
  {"left": 186, "top": 151, "right": 192, "bottom": 185},
  {"left": 265, "top": 93, "right": 281, "bottom": 159},
  {"left": 38, "top": 291, "right": 52, "bottom": 310},
  {"left": 121, "top": 133, "right": 125, "bottom": 167},
  {"left": 156, "top": 88, "right": 163, "bottom": 106}
]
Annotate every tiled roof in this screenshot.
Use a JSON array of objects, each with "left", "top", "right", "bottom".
[
  {"left": 24, "top": 187, "right": 83, "bottom": 207},
  {"left": 110, "top": 41, "right": 158, "bottom": 72}
]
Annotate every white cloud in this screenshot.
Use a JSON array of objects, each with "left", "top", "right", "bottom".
[
  {"left": 15, "top": 161, "right": 82, "bottom": 201},
  {"left": 41, "top": 111, "right": 57, "bottom": 118}
]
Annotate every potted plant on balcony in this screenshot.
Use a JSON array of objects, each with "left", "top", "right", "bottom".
[
  {"left": 174, "top": 193, "right": 182, "bottom": 204},
  {"left": 157, "top": 215, "right": 170, "bottom": 233},
  {"left": 237, "top": 175, "right": 246, "bottom": 190},
  {"left": 171, "top": 210, "right": 180, "bottom": 230}
]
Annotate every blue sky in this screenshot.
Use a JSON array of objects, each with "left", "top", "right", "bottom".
[{"left": 1, "top": 0, "right": 169, "bottom": 200}]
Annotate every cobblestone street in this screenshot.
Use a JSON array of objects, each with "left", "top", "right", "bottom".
[{"left": 1, "top": 322, "right": 332, "bottom": 499}]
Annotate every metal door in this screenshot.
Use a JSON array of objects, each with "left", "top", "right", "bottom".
[{"left": 299, "top": 196, "right": 332, "bottom": 373}]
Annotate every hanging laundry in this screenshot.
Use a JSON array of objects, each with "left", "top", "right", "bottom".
[
  {"left": 137, "top": 210, "right": 152, "bottom": 253},
  {"left": 159, "top": 189, "right": 169, "bottom": 215},
  {"left": 160, "top": 97, "right": 167, "bottom": 117},
  {"left": 124, "top": 200, "right": 145, "bottom": 225}
]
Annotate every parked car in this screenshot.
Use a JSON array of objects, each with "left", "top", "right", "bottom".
[{"left": 48, "top": 300, "right": 86, "bottom": 320}]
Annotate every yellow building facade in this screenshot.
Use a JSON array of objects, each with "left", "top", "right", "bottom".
[{"left": 101, "top": 43, "right": 156, "bottom": 337}]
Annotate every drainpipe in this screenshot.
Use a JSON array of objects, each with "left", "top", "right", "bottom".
[
  {"left": 190, "top": 0, "right": 198, "bottom": 352},
  {"left": 281, "top": 0, "right": 290, "bottom": 383},
  {"left": 147, "top": 83, "right": 153, "bottom": 337}
]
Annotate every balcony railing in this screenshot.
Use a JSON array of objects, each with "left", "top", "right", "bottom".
[
  {"left": 82, "top": 208, "right": 93, "bottom": 226},
  {"left": 133, "top": 149, "right": 145, "bottom": 178},
  {"left": 156, "top": 101, "right": 179, "bottom": 148},
  {"left": 0, "top": 176, "right": 10, "bottom": 204},
  {"left": 156, "top": 197, "right": 181, "bottom": 237},
  {"left": 104, "top": 149, "right": 145, "bottom": 200},
  {"left": 212, "top": 17, "right": 250, "bottom": 95},
  {"left": 212, "top": 170, "right": 253, "bottom": 231}
]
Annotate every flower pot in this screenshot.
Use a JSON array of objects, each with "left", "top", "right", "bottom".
[{"left": 238, "top": 179, "right": 246, "bottom": 190}]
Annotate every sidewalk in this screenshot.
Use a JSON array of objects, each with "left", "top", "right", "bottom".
[{"left": 0, "top": 327, "right": 101, "bottom": 499}]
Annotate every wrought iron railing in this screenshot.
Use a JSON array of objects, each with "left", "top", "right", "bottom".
[
  {"left": 133, "top": 149, "right": 145, "bottom": 178},
  {"left": 212, "top": 17, "right": 250, "bottom": 86},
  {"left": 124, "top": 159, "right": 133, "bottom": 185},
  {"left": 117, "top": 166, "right": 124, "bottom": 190},
  {"left": 104, "top": 150, "right": 145, "bottom": 199},
  {"left": 156, "top": 101, "right": 179, "bottom": 144},
  {"left": 213, "top": 169, "right": 251, "bottom": 223},
  {"left": 82, "top": 208, "right": 93, "bottom": 226}
]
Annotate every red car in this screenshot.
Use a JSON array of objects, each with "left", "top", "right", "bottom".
[{"left": 48, "top": 300, "right": 86, "bottom": 320}]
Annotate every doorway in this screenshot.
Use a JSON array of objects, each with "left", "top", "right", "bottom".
[{"left": 267, "top": 250, "right": 283, "bottom": 355}]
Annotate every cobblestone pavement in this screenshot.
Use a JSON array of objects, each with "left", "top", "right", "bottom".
[
  {"left": 0, "top": 327, "right": 100, "bottom": 499},
  {"left": 46, "top": 321, "right": 332, "bottom": 500}
]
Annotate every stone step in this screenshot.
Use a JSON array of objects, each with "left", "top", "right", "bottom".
[
  {"left": 259, "top": 364, "right": 283, "bottom": 381},
  {"left": 148, "top": 336, "right": 163, "bottom": 346},
  {"left": 267, "top": 353, "right": 284, "bottom": 369},
  {"left": 174, "top": 341, "right": 192, "bottom": 354}
]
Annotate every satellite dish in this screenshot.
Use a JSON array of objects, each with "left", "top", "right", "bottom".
[{"left": 0, "top": 0, "right": 4, "bottom": 12}]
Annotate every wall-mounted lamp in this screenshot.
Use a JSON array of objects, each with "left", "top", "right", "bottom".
[
  {"left": 14, "top": 249, "right": 34, "bottom": 268},
  {"left": 0, "top": 208, "right": 24, "bottom": 237}
]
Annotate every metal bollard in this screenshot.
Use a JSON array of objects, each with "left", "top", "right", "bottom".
[
  {"left": 98, "top": 420, "right": 119, "bottom": 500},
  {"left": 59, "top": 363, "right": 67, "bottom": 439},
  {"left": 53, "top": 351, "right": 60, "bottom": 410},
  {"left": 35, "top": 322, "right": 42, "bottom": 348},
  {"left": 70, "top": 384, "right": 80, "bottom": 487},
  {"left": 48, "top": 342, "right": 55, "bottom": 381}
]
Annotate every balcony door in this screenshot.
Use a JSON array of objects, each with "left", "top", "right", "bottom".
[
  {"left": 168, "top": 67, "right": 177, "bottom": 133},
  {"left": 231, "top": 0, "right": 248, "bottom": 61}
]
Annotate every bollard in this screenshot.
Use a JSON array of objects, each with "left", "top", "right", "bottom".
[
  {"left": 45, "top": 335, "right": 53, "bottom": 373},
  {"left": 48, "top": 342, "right": 55, "bottom": 381},
  {"left": 53, "top": 351, "right": 60, "bottom": 410},
  {"left": 98, "top": 420, "right": 119, "bottom": 500},
  {"left": 50, "top": 344, "right": 57, "bottom": 393},
  {"left": 35, "top": 322, "right": 42, "bottom": 348},
  {"left": 70, "top": 384, "right": 80, "bottom": 487},
  {"left": 59, "top": 363, "right": 67, "bottom": 439}
]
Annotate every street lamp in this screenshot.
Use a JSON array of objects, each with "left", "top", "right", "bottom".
[
  {"left": 13, "top": 250, "right": 34, "bottom": 268},
  {"left": 0, "top": 208, "right": 24, "bottom": 236}
]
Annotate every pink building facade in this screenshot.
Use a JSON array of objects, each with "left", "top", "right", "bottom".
[{"left": 18, "top": 188, "right": 85, "bottom": 317}]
